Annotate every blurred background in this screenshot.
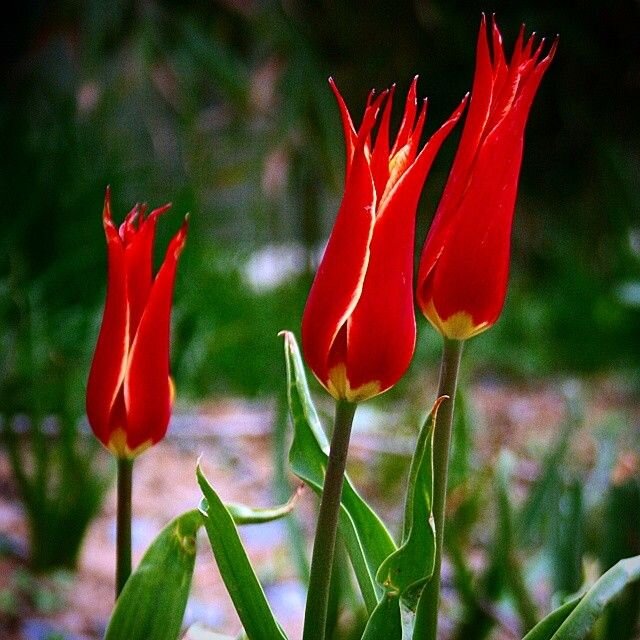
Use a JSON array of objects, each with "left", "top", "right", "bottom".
[{"left": 1, "top": 1, "right": 639, "bottom": 639}]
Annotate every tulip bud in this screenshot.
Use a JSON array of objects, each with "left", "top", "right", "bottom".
[
  {"left": 417, "top": 17, "right": 556, "bottom": 340},
  {"left": 302, "top": 79, "right": 466, "bottom": 401},
  {"left": 86, "top": 188, "right": 187, "bottom": 458}
]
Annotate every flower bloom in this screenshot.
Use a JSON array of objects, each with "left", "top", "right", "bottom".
[
  {"left": 302, "top": 79, "right": 466, "bottom": 402},
  {"left": 86, "top": 188, "right": 187, "bottom": 458},
  {"left": 417, "top": 17, "right": 556, "bottom": 340}
]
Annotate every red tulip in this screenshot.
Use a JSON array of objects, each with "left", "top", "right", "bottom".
[
  {"left": 417, "top": 17, "right": 556, "bottom": 340},
  {"left": 302, "top": 79, "right": 467, "bottom": 402},
  {"left": 86, "top": 188, "right": 187, "bottom": 458}
]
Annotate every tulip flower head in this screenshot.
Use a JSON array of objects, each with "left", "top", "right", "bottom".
[
  {"left": 417, "top": 17, "right": 556, "bottom": 340},
  {"left": 86, "top": 188, "right": 187, "bottom": 458},
  {"left": 302, "top": 79, "right": 467, "bottom": 402}
]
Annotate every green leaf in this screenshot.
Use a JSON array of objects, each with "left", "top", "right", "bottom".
[
  {"left": 494, "top": 451, "right": 538, "bottom": 633},
  {"left": 517, "top": 393, "right": 581, "bottom": 546},
  {"left": 376, "top": 398, "right": 442, "bottom": 610},
  {"left": 105, "top": 510, "right": 202, "bottom": 640},
  {"left": 521, "top": 597, "right": 581, "bottom": 640},
  {"left": 280, "top": 331, "right": 396, "bottom": 613},
  {"left": 197, "top": 465, "right": 287, "bottom": 640},
  {"left": 199, "top": 486, "right": 302, "bottom": 525},
  {"left": 360, "top": 593, "right": 402, "bottom": 640},
  {"left": 549, "top": 555, "right": 640, "bottom": 640},
  {"left": 448, "top": 388, "right": 472, "bottom": 491}
]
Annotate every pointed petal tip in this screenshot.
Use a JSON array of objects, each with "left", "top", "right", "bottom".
[
  {"left": 548, "top": 37, "right": 559, "bottom": 58},
  {"left": 450, "top": 92, "right": 470, "bottom": 119},
  {"left": 491, "top": 15, "right": 503, "bottom": 42},
  {"left": 145, "top": 203, "right": 173, "bottom": 227},
  {"left": 102, "top": 187, "right": 115, "bottom": 229}
]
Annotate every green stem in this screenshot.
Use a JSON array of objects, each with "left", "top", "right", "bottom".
[
  {"left": 116, "top": 456, "right": 133, "bottom": 599},
  {"left": 303, "top": 399, "right": 357, "bottom": 640},
  {"left": 415, "top": 337, "right": 464, "bottom": 639}
]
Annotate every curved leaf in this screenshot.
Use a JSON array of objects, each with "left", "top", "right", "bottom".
[
  {"left": 376, "top": 398, "right": 442, "bottom": 610},
  {"left": 280, "top": 331, "right": 396, "bottom": 613},
  {"left": 197, "top": 465, "right": 288, "bottom": 640},
  {"left": 105, "top": 510, "right": 202, "bottom": 640},
  {"left": 550, "top": 555, "right": 640, "bottom": 640},
  {"left": 199, "top": 485, "right": 302, "bottom": 525},
  {"left": 521, "top": 597, "right": 580, "bottom": 640}
]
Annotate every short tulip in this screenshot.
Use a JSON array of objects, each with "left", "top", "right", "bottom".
[
  {"left": 86, "top": 188, "right": 187, "bottom": 458},
  {"left": 417, "top": 17, "right": 556, "bottom": 340},
  {"left": 302, "top": 79, "right": 466, "bottom": 402}
]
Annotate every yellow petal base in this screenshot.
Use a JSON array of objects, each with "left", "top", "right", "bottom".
[
  {"left": 107, "top": 428, "right": 152, "bottom": 459},
  {"left": 327, "top": 363, "right": 380, "bottom": 403},
  {"left": 422, "top": 299, "right": 490, "bottom": 341}
]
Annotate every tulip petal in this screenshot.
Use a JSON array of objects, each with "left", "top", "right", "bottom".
[
  {"left": 125, "top": 204, "right": 172, "bottom": 334},
  {"left": 301, "top": 124, "right": 377, "bottom": 389},
  {"left": 423, "top": 105, "right": 526, "bottom": 332},
  {"left": 371, "top": 85, "right": 395, "bottom": 198},
  {"left": 390, "top": 76, "right": 418, "bottom": 156},
  {"left": 86, "top": 190, "right": 129, "bottom": 446},
  {"left": 329, "top": 78, "right": 357, "bottom": 178},
  {"left": 124, "top": 219, "right": 187, "bottom": 450},
  {"left": 432, "top": 16, "right": 494, "bottom": 228},
  {"left": 344, "top": 183, "right": 416, "bottom": 395}
]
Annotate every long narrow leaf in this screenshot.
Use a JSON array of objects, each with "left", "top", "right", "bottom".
[
  {"left": 517, "top": 395, "right": 581, "bottom": 545},
  {"left": 494, "top": 452, "right": 538, "bottom": 633},
  {"left": 197, "top": 466, "right": 287, "bottom": 640},
  {"left": 376, "top": 398, "right": 443, "bottom": 610},
  {"left": 550, "top": 555, "right": 640, "bottom": 640},
  {"left": 105, "top": 510, "right": 202, "bottom": 640},
  {"left": 202, "top": 486, "right": 302, "bottom": 525},
  {"left": 281, "top": 331, "right": 396, "bottom": 613},
  {"left": 521, "top": 597, "right": 581, "bottom": 640}
]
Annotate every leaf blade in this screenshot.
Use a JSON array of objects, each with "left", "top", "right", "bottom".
[
  {"left": 197, "top": 465, "right": 288, "bottom": 640},
  {"left": 281, "top": 331, "right": 396, "bottom": 613},
  {"left": 105, "top": 510, "right": 202, "bottom": 640},
  {"left": 521, "top": 597, "right": 581, "bottom": 640},
  {"left": 199, "top": 486, "right": 302, "bottom": 526},
  {"left": 360, "top": 593, "right": 403, "bottom": 640},
  {"left": 550, "top": 556, "right": 640, "bottom": 640},
  {"left": 376, "top": 398, "right": 443, "bottom": 610}
]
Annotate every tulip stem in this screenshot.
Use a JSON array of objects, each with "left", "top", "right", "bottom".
[
  {"left": 116, "top": 456, "right": 133, "bottom": 599},
  {"left": 415, "top": 337, "right": 464, "bottom": 639},
  {"left": 303, "top": 399, "right": 357, "bottom": 640}
]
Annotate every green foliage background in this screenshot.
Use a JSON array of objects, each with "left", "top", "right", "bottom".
[{"left": 2, "top": 0, "right": 639, "bottom": 401}]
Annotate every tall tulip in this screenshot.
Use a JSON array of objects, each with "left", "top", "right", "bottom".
[
  {"left": 87, "top": 188, "right": 187, "bottom": 597},
  {"left": 300, "top": 79, "right": 466, "bottom": 640},
  {"left": 86, "top": 188, "right": 187, "bottom": 459},
  {"left": 417, "top": 17, "right": 556, "bottom": 340},
  {"left": 413, "top": 19, "right": 556, "bottom": 639},
  {"left": 302, "top": 78, "right": 467, "bottom": 403}
]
